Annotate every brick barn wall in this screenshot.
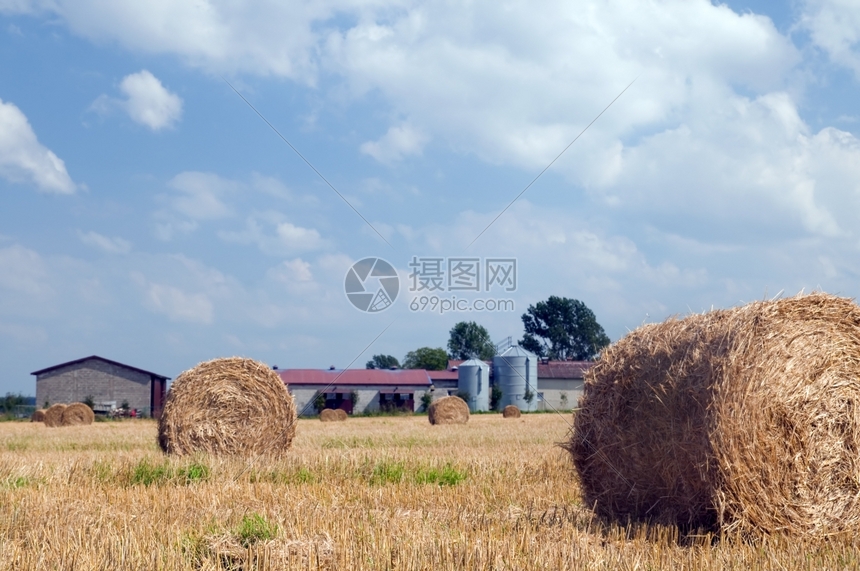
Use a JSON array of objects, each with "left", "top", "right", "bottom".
[{"left": 36, "top": 359, "right": 152, "bottom": 414}]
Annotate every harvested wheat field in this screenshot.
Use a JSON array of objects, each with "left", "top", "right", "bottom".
[
  {"left": 570, "top": 292, "right": 860, "bottom": 538},
  {"left": 3, "top": 416, "right": 860, "bottom": 569}
]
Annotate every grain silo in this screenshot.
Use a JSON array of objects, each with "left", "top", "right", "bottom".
[
  {"left": 493, "top": 346, "right": 539, "bottom": 412},
  {"left": 457, "top": 359, "right": 490, "bottom": 412}
]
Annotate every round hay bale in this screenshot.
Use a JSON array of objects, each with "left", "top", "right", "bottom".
[
  {"left": 428, "top": 396, "right": 469, "bottom": 425},
  {"left": 60, "top": 402, "right": 94, "bottom": 426},
  {"left": 334, "top": 408, "right": 348, "bottom": 421},
  {"left": 319, "top": 408, "right": 342, "bottom": 422},
  {"left": 43, "top": 404, "right": 67, "bottom": 428},
  {"left": 30, "top": 409, "right": 46, "bottom": 422},
  {"left": 157, "top": 357, "right": 297, "bottom": 457},
  {"left": 502, "top": 405, "right": 521, "bottom": 418},
  {"left": 568, "top": 293, "right": 860, "bottom": 537}
]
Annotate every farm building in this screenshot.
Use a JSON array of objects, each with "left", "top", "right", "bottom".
[
  {"left": 536, "top": 360, "right": 593, "bottom": 411},
  {"left": 278, "top": 368, "right": 432, "bottom": 415},
  {"left": 32, "top": 355, "right": 169, "bottom": 417}
]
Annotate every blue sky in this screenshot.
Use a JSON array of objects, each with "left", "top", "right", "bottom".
[{"left": 1, "top": 0, "right": 860, "bottom": 394}]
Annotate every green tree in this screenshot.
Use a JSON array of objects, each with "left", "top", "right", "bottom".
[
  {"left": 420, "top": 392, "right": 433, "bottom": 412},
  {"left": 447, "top": 321, "right": 496, "bottom": 360},
  {"left": 402, "top": 347, "right": 448, "bottom": 371},
  {"left": 1, "top": 393, "right": 24, "bottom": 413},
  {"left": 490, "top": 385, "right": 503, "bottom": 411},
  {"left": 520, "top": 296, "right": 610, "bottom": 360},
  {"left": 365, "top": 354, "right": 401, "bottom": 369}
]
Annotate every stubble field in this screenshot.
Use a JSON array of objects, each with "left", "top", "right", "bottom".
[{"left": 1, "top": 414, "right": 858, "bottom": 570}]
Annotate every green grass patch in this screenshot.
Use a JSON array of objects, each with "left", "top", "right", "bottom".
[
  {"left": 414, "top": 463, "right": 468, "bottom": 486},
  {"left": 249, "top": 465, "right": 316, "bottom": 485},
  {"left": 235, "top": 513, "right": 278, "bottom": 547},
  {"left": 370, "top": 460, "right": 405, "bottom": 484},
  {"left": 128, "top": 459, "right": 210, "bottom": 486},
  {"left": 2, "top": 475, "right": 36, "bottom": 489},
  {"left": 367, "top": 460, "right": 467, "bottom": 486}
]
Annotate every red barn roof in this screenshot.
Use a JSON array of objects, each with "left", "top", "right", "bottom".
[{"left": 279, "top": 368, "right": 432, "bottom": 387}]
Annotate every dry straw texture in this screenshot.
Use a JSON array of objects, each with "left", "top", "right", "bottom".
[
  {"left": 569, "top": 292, "right": 860, "bottom": 537},
  {"left": 42, "top": 404, "right": 66, "bottom": 428},
  {"left": 428, "top": 396, "right": 469, "bottom": 425},
  {"left": 158, "top": 357, "right": 297, "bottom": 457},
  {"left": 30, "top": 410, "right": 45, "bottom": 423},
  {"left": 60, "top": 403, "right": 94, "bottom": 426},
  {"left": 320, "top": 409, "right": 345, "bottom": 422},
  {"left": 502, "top": 405, "right": 521, "bottom": 418}
]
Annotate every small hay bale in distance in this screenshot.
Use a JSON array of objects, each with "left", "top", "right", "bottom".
[
  {"left": 30, "top": 409, "right": 46, "bottom": 422},
  {"left": 334, "top": 408, "right": 348, "bottom": 421},
  {"left": 428, "top": 396, "right": 469, "bottom": 425},
  {"left": 43, "top": 404, "right": 67, "bottom": 428},
  {"left": 502, "top": 405, "right": 521, "bottom": 418},
  {"left": 568, "top": 293, "right": 860, "bottom": 537},
  {"left": 158, "top": 357, "right": 297, "bottom": 457},
  {"left": 319, "top": 408, "right": 345, "bottom": 422},
  {"left": 61, "top": 402, "right": 94, "bottom": 426}
]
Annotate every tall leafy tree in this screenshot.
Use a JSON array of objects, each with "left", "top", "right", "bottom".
[
  {"left": 365, "top": 354, "right": 401, "bottom": 369},
  {"left": 402, "top": 347, "right": 449, "bottom": 371},
  {"left": 520, "top": 296, "right": 610, "bottom": 360},
  {"left": 447, "top": 321, "right": 496, "bottom": 360}
]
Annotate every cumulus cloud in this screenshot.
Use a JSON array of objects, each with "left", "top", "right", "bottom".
[
  {"left": 78, "top": 230, "right": 132, "bottom": 254},
  {"left": 360, "top": 124, "right": 428, "bottom": 164},
  {"left": 0, "top": 99, "right": 76, "bottom": 194},
  {"left": 92, "top": 70, "right": 182, "bottom": 130},
  {"left": 800, "top": 0, "right": 860, "bottom": 75}
]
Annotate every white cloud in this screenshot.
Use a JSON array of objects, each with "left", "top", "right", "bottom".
[
  {"left": 119, "top": 70, "right": 183, "bottom": 130},
  {"left": 92, "top": 70, "right": 183, "bottom": 130},
  {"left": 800, "top": 0, "right": 860, "bottom": 75},
  {"left": 219, "top": 215, "right": 327, "bottom": 254},
  {"left": 144, "top": 282, "right": 214, "bottom": 324},
  {"left": 155, "top": 171, "right": 236, "bottom": 240},
  {"left": 0, "top": 244, "right": 52, "bottom": 297},
  {"left": 0, "top": 99, "right": 76, "bottom": 194},
  {"left": 167, "top": 171, "right": 234, "bottom": 219},
  {"left": 360, "top": 124, "right": 428, "bottom": 164},
  {"left": 78, "top": 230, "right": 132, "bottom": 254}
]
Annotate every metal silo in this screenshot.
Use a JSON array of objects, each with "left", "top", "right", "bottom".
[
  {"left": 493, "top": 346, "right": 539, "bottom": 412},
  {"left": 457, "top": 359, "right": 490, "bottom": 412}
]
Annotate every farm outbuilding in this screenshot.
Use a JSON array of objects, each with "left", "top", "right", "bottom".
[
  {"left": 278, "top": 368, "right": 432, "bottom": 415},
  {"left": 32, "top": 355, "right": 170, "bottom": 417},
  {"left": 536, "top": 361, "right": 594, "bottom": 411}
]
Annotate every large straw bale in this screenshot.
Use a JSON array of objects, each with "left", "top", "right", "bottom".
[
  {"left": 319, "top": 408, "right": 344, "bottom": 422},
  {"left": 61, "top": 402, "right": 94, "bottom": 426},
  {"left": 568, "top": 293, "right": 860, "bottom": 536},
  {"left": 43, "top": 404, "right": 67, "bottom": 428},
  {"left": 502, "top": 405, "right": 521, "bottom": 418},
  {"left": 30, "top": 409, "right": 45, "bottom": 422},
  {"left": 334, "top": 408, "right": 348, "bottom": 421},
  {"left": 158, "top": 357, "right": 297, "bottom": 457},
  {"left": 428, "top": 396, "right": 469, "bottom": 425}
]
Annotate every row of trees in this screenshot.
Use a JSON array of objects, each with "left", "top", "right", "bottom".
[{"left": 366, "top": 296, "right": 611, "bottom": 370}]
